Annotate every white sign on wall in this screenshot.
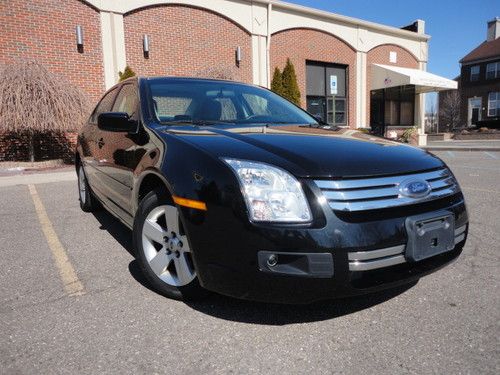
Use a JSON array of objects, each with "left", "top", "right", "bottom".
[
  {"left": 389, "top": 51, "right": 397, "bottom": 63},
  {"left": 330, "top": 75, "right": 338, "bottom": 95}
]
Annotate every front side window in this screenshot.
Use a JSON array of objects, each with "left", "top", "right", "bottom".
[
  {"left": 112, "top": 84, "right": 138, "bottom": 119},
  {"left": 90, "top": 88, "right": 118, "bottom": 123},
  {"left": 488, "top": 92, "right": 500, "bottom": 117},
  {"left": 470, "top": 65, "right": 480, "bottom": 81},
  {"left": 486, "top": 62, "right": 500, "bottom": 79},
  {"left": 147, "top": 80, "right": 317, "bottom": 126}
]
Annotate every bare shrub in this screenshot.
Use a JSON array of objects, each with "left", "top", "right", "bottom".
[
  {"left": 439, "top": 91, "right": 461, "bottom": 132},
  {"left": 0, "top": 60, "right": 91, "bottom": 161}
]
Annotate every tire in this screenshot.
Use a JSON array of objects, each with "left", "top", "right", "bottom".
[
  {"left": 133, "top": 188, "right": 205, "bottom": 301},
  {"left": 77, "top": 164, "right": 100, "bottom": 212}
]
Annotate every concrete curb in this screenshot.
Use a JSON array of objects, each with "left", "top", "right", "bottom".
[{"left": 422, "top": 147, "right": 500, "bottom": 152}]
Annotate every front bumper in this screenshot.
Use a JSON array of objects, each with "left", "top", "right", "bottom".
[{"left": 182, "top": 191, "right": 468, "bottom": 304}]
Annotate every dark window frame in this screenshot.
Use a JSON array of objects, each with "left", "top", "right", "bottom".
[
  {"left": 470, "top": 65, "right": 480, "bottom": 81},
  {"left": 305, "top": 60, "right": 349, "bottom": 126},
  {"left": 486, "top": 62, "right": 500, "bottom": 80}
]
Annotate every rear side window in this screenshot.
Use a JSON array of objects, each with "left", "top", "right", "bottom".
[
  {"left": 112, "top": 84, "right": 139, "bottom": 119},
  {"left": 90, "top": 88, "right": 118, "bottom": 124}
]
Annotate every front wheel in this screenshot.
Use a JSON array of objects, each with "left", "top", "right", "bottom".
[{"left": 133, "top": 189, "right": 205, "bottom": 300}]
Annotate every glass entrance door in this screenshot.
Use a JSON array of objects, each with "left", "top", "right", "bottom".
[{"left": 306, "top": 61, "right": 348, "bottom": 126}]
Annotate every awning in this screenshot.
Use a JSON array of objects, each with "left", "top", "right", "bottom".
[{"left": 371, "top": 64, "right": 458, "bottom": 93}]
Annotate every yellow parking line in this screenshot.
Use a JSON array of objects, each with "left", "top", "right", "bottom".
[{"left": 28, "top": 184, "right": 85, "bottom": 297}]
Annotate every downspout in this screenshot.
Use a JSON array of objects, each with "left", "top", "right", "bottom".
[{"left": 266, "top": 2, "right": 272, "bottom": 87}]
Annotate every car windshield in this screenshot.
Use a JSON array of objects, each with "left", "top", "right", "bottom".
[{"left": 147, "top": 79, "right": 318, "bottom": 126}]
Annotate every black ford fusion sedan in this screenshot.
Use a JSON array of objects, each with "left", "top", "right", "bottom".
[{"left": 76, "top": 77, "right": 468, "bottom": 303}]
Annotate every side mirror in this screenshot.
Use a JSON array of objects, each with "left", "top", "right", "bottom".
[{"left": 98, "top": 112, "right": 137, "bottom": 132}]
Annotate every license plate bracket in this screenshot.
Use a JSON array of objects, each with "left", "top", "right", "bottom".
[{"left": 405, "top": 211, "right": 455, "bottom": 262}]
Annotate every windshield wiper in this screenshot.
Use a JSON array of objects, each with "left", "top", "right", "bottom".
[{"left": 160, "top": 120, "right": 236, "bottom": 126}]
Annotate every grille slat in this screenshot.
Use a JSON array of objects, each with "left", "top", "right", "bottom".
[
  {"left": 348, "top": 225, "right": 466, "bottom": 271},
  {"left": 315, "top": 168, "right": 460, "bottom": 212}
]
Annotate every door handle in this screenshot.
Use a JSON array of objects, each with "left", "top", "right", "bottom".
[{"left": 97, "top": 138, "right": 105, "bottom": 149}]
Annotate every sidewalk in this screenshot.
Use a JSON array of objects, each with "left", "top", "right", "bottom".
[
  {"left": 0, "top": 166, "right": 76, "bottom": 187},
  {"left": 423, "top": 139, "right": 500, "bottom": 152}
]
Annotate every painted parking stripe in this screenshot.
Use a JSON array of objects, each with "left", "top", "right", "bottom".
[
  {"left": 446, "top": 151, "right": 455, "bottom": 158},
  {"left": 28, "top": 184, "right": 85, "bottom": 297},
  {"left": 483, "top": 151, "right": 498, "bottom": 160}
]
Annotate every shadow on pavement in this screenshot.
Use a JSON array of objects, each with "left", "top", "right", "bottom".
[
  {"left": 93, "top": 209, "right": 417, "bottom": 325},
  {"left": 183, "top": 282, "right": 416, "bottom": 325},
  {"left": 92, "top": 210, "right": 134, "bottom": 257}
]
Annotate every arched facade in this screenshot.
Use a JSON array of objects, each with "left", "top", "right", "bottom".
[
  {"left": 3, "top": 0, "right": 435, "bottom": 135},
  {"left": 271, "top": 28, "right": 357, "bottom": 127},
  {"left": 366, "top": 44, "right": 420, "bottom": 126},
  {"left": 123, "top": 5, "right": 252, "bottom": 83}
]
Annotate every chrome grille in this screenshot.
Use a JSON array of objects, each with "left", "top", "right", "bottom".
[
  {"left": 348, "top": 225, "right": 466, "bottom": 271},
  {"left": 314, "top": 168, "right": 460, "bottom": 212}
]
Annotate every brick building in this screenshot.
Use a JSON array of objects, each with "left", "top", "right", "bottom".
[
  {"left": 457, "top": 18, "right": 500, "bottom": 127},
  {"left": 1, "top": 0, "right": 458, "bottom": 146}
]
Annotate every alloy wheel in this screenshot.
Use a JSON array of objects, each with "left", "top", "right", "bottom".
[{"left": 141, "top": 205, "right": 196, "bottom": 287}]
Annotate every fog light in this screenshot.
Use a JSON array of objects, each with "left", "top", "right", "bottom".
[{"left": 267, "top": 254, "right": 278, "bottom": 267}]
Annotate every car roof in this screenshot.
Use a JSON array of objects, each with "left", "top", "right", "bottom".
[{"left": 140, "top": 76, "right": 254, "bottom": 85}]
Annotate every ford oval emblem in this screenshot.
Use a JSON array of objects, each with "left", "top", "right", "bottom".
[{"left": 399, "top": 179, "right": 431, "bottom": 198}]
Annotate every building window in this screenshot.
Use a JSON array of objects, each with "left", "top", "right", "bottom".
[
  {"left": 488, "top": 92, "right": 500, "bottom": 117},
  {"left": 486, "top": 62, "right": 500, "bottom": 79},
  {"left": 470, "top": 65, "right": 480, "bottom": 81},
  {"left": 306, "top": 61, "right": 348, "bottom": 126}
]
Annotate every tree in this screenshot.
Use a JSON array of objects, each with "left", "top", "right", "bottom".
[
  {"left": 0, "top": 60, "right": 90, "bottom": 162},
  {"left": 281, "top": 58, "right": 301, "bottom": 106},
  {"left": 271, "top": 67, "right": 285, "bottom": 97},
  {"left": 440, "top": 91, "right": 461, "bottom": 132},
  {"left": 425, "top": 100, "right": 438, "bottom": 133},
  {"left": 118, "top": 66, "right": 136, "bottom": 82}
]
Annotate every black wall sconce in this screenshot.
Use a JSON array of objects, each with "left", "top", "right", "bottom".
[
  {"left": 76, "top": 25, "right": 84, "bottom": 53},
  {"left": 235, "top": 46, "right": 242, "bottom": 67},
  {"left": 143, "top": 35, "right": 150, "bottom": 59}
]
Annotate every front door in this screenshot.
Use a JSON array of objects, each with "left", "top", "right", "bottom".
[
  {"left": 468, "top": 97, "right": 482, "bottom": 126},
  {"left": 98, "top": 83, "right": 144, "bottom": 216},
  {"left": 306, "top": 62, "right": 348, "bottom": 127}
]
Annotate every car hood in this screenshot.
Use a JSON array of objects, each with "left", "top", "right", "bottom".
[{"left": 161, "top": 125, "right": 443, "bottom": 178}]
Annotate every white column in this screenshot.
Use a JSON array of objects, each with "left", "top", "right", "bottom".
[
  {"left": 355, "top": 51, "right": 367, "bottom": 128},
  {"left": 251, "top": 35, "right": 267, "bottom": 86},
  {"left": 416, "top": 61, "right": 427, "bottom": 146},
  {"left": 100, "top": 12, "right": 127, "bottom": 89}
]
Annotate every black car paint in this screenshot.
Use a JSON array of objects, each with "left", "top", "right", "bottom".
[{"left": 77, "top": 77, "right": 468, "bottom": 303}]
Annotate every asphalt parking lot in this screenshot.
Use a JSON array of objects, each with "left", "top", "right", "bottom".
[{"left": 1, "top": 151, "right": 499, "bottom": 374}]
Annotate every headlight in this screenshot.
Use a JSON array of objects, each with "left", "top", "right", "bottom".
[{"left": 223, "top": 159, "right": 312, "bottom": 223}]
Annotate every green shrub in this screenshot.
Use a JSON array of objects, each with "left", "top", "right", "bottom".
[
  {"left": 281, "top": 58, "right": 301, "bottom": 106},
  {"left": 118, "top": 66, "right": 136, "bottom": 82},
  {"left": 271, "top": 67, "right": 285, "bottom": 97},
  {"left": 400, "top": 126, "right": 418, "bottom": 143}
]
